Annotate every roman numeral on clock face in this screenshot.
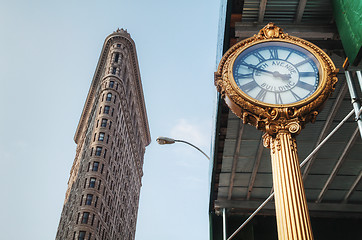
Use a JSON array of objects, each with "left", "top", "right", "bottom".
[
  {"left": 296, "top": 81, "right": 315, "bottom": 92},
  {"left": 295, "top": 58, "right": 310, "bottom": 67},
  {"left": 240, "top": 81, "right": 258, "bottom": 92},
  {"left": 299, "top": 72, "right": 315, "bottom": 77},
  {"left": 253, "top": 52, "right": 266, "bottom": 62},
  {"left": 269, "top": 49, "right": 279, "bottom": 59},
  {"left": 285, "top": 51, "right": 292, "bottom": 61},
  {"left": 237, "top": 73, "right": 253, "bottom": 79},
  {"left": 275, "top": 92, "right": 283, "bottom": 104},
  {"left": 290, "top": 90, "right": 302, "bottom": 101},
  {"left": 255, "top": 89, "right": 267, "bottom": 101}
]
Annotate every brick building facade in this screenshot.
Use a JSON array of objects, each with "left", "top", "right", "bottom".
[{"left": 56, "top": 29, "right": 151, "bottom": 240}]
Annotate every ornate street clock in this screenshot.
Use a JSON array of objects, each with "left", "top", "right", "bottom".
[
  {"left": 215, "top": 23, "right": 338, "bottom": 136},
  {"left": 215, "top": 23, "right": 338, "bottom": 240}
]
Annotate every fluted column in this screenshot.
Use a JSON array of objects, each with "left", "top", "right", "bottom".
[{"left": 266, "top": 130, "right": 313, "bottom": 240}]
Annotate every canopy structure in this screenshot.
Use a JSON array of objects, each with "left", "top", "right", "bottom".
[{"left": 210, "top": 0, "right": 362, "bottom": 239}]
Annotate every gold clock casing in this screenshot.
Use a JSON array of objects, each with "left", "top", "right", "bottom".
[{"left": 215, "top": 23, "right": 338, "bottom": 136}]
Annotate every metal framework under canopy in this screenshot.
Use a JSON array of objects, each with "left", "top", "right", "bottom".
[{"left": 210, "top": 0, "right": 362, "bottom": 239}]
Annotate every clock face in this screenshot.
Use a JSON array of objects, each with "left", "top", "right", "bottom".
[{"left": 232, "top": 41, "right": 321, "bottom": 105}]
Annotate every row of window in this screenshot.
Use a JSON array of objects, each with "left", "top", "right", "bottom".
[
  {"left": 99, "top": 105, "right": 114, "bottom": 116},
  {"left": 80, "top": 194, "right": 99, "bottom": 207},
  {"left": 90, "top": 146, "right": 107, "bottom": 158},
  {"left": 73, "top": 231, "right": 87, "bottom": 240},
  {"left": 114, "top": 53, "right": 120, "bottom": 63},
  {"left": 76, "top": 211, "right": 95, "bottom": 225},
  {"left": 93, "top": 132, "right": 110, "bottom": 143},
  {"left": 110, "top": 62, "right": 127, "bottom": 78},
  {"left": 113, "top": 51, "right": 124, "bottom": 64},
  {"left": 101, "top": 92, "right": 117, "bottom": 103},
  {"left": 87, "top": 161, "right": 104, "bottom": 173},
  {"left": 96, "top": 118, "right": 112, "bottom": 129},
  {"left": 110, "top": 51, "right": 123, "bottom": 75},
  {"left": 84, "top": 177, "right": 101, "bottom": 190}
]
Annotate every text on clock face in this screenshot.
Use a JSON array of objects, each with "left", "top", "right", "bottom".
[
  {"left": 260, "top": 81, "right": 295, "bottom": 92},
  {"left": 256, "top": 60, "right": 297, "bottom": 75},
  {"left": 232, "top": 42, "right": 320, "bottom": 105}
]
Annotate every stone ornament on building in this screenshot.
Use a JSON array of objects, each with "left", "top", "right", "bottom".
[{"left": 215, "top": 22, "right": 338, "bottom": 137}]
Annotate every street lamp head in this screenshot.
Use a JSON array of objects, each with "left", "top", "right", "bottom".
[{"left": 156, "top": 136, "right": 176, "bottom": 145}]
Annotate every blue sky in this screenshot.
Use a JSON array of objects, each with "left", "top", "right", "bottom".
[{"left": 0, "top": 0, "right": 220, "bottom": 239}]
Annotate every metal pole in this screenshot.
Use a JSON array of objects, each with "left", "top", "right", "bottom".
[
  {"left": 356, "top": 71, "right": 362, "bottom": 92},
  {"left": 223, "top": 208, "right": 227, "bottom": 240},
  {"left": 345, "top": 71, "right": 362, "bottom": 139},
  {"left": 356, "top": 71, "right": 362, "bottom": 122},
  {"left": 227, "top": 109, "right": 356, "bottom": 240},
  {"left": 300, "top": 109, "right": 355, "bottom": 168},
  {"left": 227, "top": 193, "right": 275, "bottom": 240},
  {"left": 174, "top": 139, "right": 210, "bottom": 160}
]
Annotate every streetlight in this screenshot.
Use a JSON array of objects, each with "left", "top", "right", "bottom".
[{"left": 156, "top": 136, "right": 210, "bottom": 160}]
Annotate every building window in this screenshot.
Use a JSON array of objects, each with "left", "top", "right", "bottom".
[
  {"left": 98, "top": 132, "right": 105, "bottom": 141},
  {"left": 104, "top": 106, "right": 110, "bottom": 114},
  {"left": 112, "top": 67, "right": 116, "bottom": 74},
  {"left": 111, "top": 108, "right": 114, "bottom": 116},
  {"left": 106, "top": 93, "right": 112, "bottom": 101},
  {"left": 86, "top": 194, "right": 93, "bottom": 205},
  {"left": 92, "top": 161, "right": 99, "bottom": 171},
  {"left": 109, "top": 81, "right": 114, "bottom": 88},
  {"left": 114, "top": 53, "right": 119, "bottom": 63},
  {"left": 109, "top": 121, "right": 112, "bottom": 130},
  {"left": 89, "top": 178, "right": 96, "bottom": 188},
  {"left": 101, "top": 119, "right": 107, "bottom": 127},
  {"left": 81, "top": 212, "right": 90, "bottom": 224},
  {"left": 78, "top": 231, "right": 86, "bottom": 240},
  {"left": 95, "top": 147, "right": 102, "bottom": 156},
  {"left": 103, "top": 149, "right": 107, "bottom": 158},
  {"left": 116, "top": 44, "right": 121, "bottom": 47}
]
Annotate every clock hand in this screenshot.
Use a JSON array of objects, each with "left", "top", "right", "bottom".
[
  {"left": 242, "top": 63, "right": 291, "bottom": 80},
  {"left": 243, "top": 63, "right": 274, "bottom": 74},
  {"left": 273, "top": 71, "right": 291, "bottom": 80}
]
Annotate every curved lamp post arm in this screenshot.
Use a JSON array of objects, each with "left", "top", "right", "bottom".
[
  {"left": 174, "top": 139, "right": 210, "bottom": 160},
  {"left": 156, "top": 136, "right": 210, "bottom": 160}
]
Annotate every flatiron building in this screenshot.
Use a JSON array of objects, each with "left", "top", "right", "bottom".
[{"left": 56, "top": 29, "right": 151, "bottom": 240}]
